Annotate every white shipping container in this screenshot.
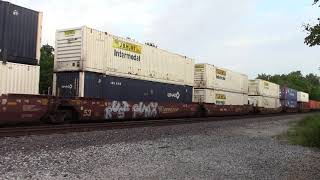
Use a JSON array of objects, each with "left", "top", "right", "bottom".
[
  {"left": 194, "top": 64, "right": 248, "bottom": 94},
  {"left": 297, "top": 91, "right": 309, "bottom": 102},
  {"left": 248, "top": 96, "right": 281, "bottom": 109},
  {"left": 248, "top": 79, "right": 280, "bottom": 98},
  {"left": 193, "top": 89, "right": 248, "bottom": 105},
  {"left": 54, "top": 26, "right": 194, "bottom": 86},
  {"left": 0, "top": 62, "right": 39, "bottom": 95}
]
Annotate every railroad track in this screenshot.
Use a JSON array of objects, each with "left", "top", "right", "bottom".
[{"left": 0, "top": 113, "right": 313, "bottom": 137}]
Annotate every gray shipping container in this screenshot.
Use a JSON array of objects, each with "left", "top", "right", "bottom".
[{"left": 0, "top": 1, "right": 42, "bottom": 65}]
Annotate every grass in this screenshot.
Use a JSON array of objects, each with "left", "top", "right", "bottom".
[{"left": 286, "top": 113, "right": 320, "bottom": 148}]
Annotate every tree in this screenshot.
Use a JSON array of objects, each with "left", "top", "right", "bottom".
[
  {"left": 39, "top": 44, "right": 54, "bottom": 95},
  {"left": 304, "top": 0, "right": 320, "bottom": 46}
]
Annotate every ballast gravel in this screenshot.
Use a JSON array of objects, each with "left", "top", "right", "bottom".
[{"left": 0, "top": 114, "right": 320, "bottom": 179}]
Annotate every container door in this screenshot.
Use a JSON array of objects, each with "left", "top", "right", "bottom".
[
  {"left": 55, "top": 72, "right": 80, "bottom": 97},
  {"left": 1, "top": 2, "right": 39, "bottom": 65},
  {"left": 0, "top": 1, "right": 8, "bottom": 62},
  {"left": 84, "top": 72, "right": 103, "bottom": 98}
]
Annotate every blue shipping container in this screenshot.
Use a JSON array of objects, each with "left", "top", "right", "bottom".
[
  {"left": 280, "top": 87, "right": 297, "bottom": 101},
  {"left": 55, "top": 71, "right": 193, "bottom": 103},
  {"left": 281, "top": 100, "right": 298, "bottom": 108}
]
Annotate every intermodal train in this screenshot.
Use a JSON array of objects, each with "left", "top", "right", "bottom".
[{"left": 0, "top": 2, "right": 319, "bottom": 126}]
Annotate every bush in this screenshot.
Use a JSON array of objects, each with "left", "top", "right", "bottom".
[{"left": 287, "top": 114, "right": 320, "bottom": 148}]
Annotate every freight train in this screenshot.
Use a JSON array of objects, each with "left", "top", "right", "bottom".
[{"left": 0, "top": 2, "right": 319, "bottom": 126}]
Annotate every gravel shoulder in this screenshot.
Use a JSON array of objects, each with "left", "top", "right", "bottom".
[{"left": 0, "top": 114, "right": 319, "bottom": 179}]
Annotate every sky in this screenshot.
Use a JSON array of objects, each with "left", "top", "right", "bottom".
[{"left": 6, "top": 0, "right": 320, "bottom": 78}]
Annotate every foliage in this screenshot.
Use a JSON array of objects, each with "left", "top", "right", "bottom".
[
  {"left": 286, "top": 114, "right": 320, "bottom": 148},
  {"left": 39, "top": 44, "right": 54, "bottom": 94},
  {"left": 257, "top": 71, "right": 320, "bottom": 100},
  {"left": 304, "top": 0, "right": 320, "bottom": 46}
]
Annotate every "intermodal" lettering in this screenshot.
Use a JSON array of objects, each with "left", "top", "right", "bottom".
[{"left": 114, "top": 49, "right": 141, "bottom": 61}]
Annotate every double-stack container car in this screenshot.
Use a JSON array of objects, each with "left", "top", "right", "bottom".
[
  {"left": 193, "top": 64, "right": 248, "bottom": 105},
  {"left": 248, "top": 79, "right": 281, "bottom": 113},
  {"left": 53, "top": 26, "right": 194, "bottom": 104},
  {"left": 280, "top": 87, "right": 298, "bottom": 112},
  {"left": 0, "top": 1, "right": 42, "bottom": 95},
  {"left": 297, "top": 91, "right": 310, "bottom": 112},
  {"left": 193, "top": 64, "right": 251, "bottom": 116}
]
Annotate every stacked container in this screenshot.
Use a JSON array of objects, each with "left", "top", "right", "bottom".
[
  {"left": 193, "top": 64, "right": 248, "bottom": 105},
  {"left": 248, "top": 79, "right": 281, "bottom": 110},
  {"left": 0, "top": 1, "right": 42, "bottom": 95},
  {"left": 297, "top": 91, "right": 309, "bottom": 112},
  {"left": 280, "top": 87, "right": 298, "bottom": 110},
  {"left": 53, "top": 26, "right": 194, "bottom": 103}
]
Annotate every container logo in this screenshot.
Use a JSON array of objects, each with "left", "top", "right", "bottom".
[
  {"left": 167, "top": 92, "right": 181, "bottom": 100},
  {"left": 216, "top": 94, "right": 226, "bottom": 100},
  {"left": 12, "top": 10, "right": 19, "bottom": 16},
  {"left": 64, "top": 30, "right": 76, "bottom": 37},
  {"left": 113, "top": 39, "right": 142, "bottom": 54},
  {"left": 61, "top": 84, "right": 73, "bottom": 89},
  {"left": 216, "top": 69, "right": 226, "bottom": 80},
  {"left": 216, "top": 94, "right": 226, "bottom": 105},
  {"left": 114, "top": 50, "right": 141, "bottom": 61}
]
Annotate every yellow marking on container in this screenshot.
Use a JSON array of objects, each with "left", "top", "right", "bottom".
[
  {"left": 216, "top": 69, "right": 226, "bottom": 76},
  {"left": 64, "top": 30, "right": 76, "bottom": 36},
  {"left": 216, "top": 94, "right": 226, "bottom": 100},
  {"left": 195, "top": 64, "right": 205, "bottom": 68},
  {"left": 113, "top": 38, "right": 142, "bottom": 54}
]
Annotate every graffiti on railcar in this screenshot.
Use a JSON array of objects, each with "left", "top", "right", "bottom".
[
  {"left": 104, "top": 101, "right": 130, "bottom": 119},
  {"left": 104, "top": 101, "right": 159, "bottom": 119},
  {"left": 132, "top": 102, "right": 158, "bottom": 118}
]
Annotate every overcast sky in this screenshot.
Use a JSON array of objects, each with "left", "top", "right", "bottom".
[{"left": 7, "top": 0, "right": 320, "bottom": 78}]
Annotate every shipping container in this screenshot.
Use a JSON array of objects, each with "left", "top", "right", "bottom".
[
  {"left": 193, "top": 88, "right": 248, "bottom": 105},
  {"left": 248, "top": 79, "right": 280, "bottom": 98},
  {"left": 54, "top": 26, "right": 194, "bottom": 86},
  {"left": 280, "top": 87, "right": 297, "bottom": 101},
  {"left": 0, "top": 61, "right": 39, "bottom": 95},
  {"left": 248, "top": 96, "right": 281, "bottom": 109},
  {"left": 53, "top": 71, "right": 193, "bottom": 103},
  {"left": 297, "top": 91, "right": 309, "bottom": 103},
  {"left": 298, "top": 102, "right": 310, "bottom": 112},
  {"left": 0, "top": 1, "right": 42, "bottom": 65},
  {"left": 308, "top": 100, "right": 320, "bottom": 110},
  {"left": 281, "top": 100, "right": 298, "bottom": 109},
  {"left": 194, "top": 64, "right": 248, "bottom": 94}
]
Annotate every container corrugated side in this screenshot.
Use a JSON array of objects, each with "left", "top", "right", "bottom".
[
  {"left": 280, "top": 87, "right": 297, "bottom": 101},
  {"left": 193, "top": 88, "right": 248, "bottom": 105},
  {"left": 54, "top": 26, "right": 194, "bottom": 87},
  {"left": 297, "top": 91, "right": 309, "bottom": 102},
  {"left": 248, "top": 96, "right": 281, "bottom": 109},
  {"left": 54, "top": 71, "right": 193, "bottom": 103},
  {"left": 248, "top": 79, "right": 280, "bottom": 98},
  {"left": 194, "top": 64, "right": 248, "bottom": 94},
  {"left": 0, "top": 61, "right": 39, "bottom": 95},
  {"left": 281, "top": 100, "right": 298, "bottom": 108},
  {"left": 0, "top": 1, "right": 42, "bottom": 65}
]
